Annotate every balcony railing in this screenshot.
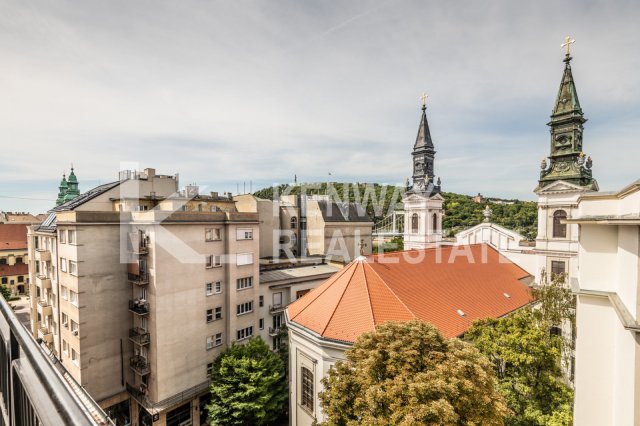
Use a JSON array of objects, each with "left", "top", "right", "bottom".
[
  {"left": 268, "top": 327, "right": 281, "bottom": 337},
  {"left": 35, "top": 249, "right": 52, "bottom": 262},
  {"left": 130, "top": 356, "right": 150, "bottom": 376},
  {"left": 38, "top": 326, "right": 53, "bottom": 344},
  {"left": 129, "top": 300, "right": 150, "bottom": 315},
  {"left": 127, "top": 273, "right": 149, "bottom": 286},
  {"left": 37, "top": 299, "right": 53, "bottom": 317},
  {"left": 129, "top": 327, "right": 150, "bottom": 346},
  {"left": 37, "top": 275, "right": 52, "bottom": 289},
  {"left": 129, "top": 244, "right": 149, "bottom": 255},
  {"left": 269, "top": 304, "right": 287, "bottom": 314}
]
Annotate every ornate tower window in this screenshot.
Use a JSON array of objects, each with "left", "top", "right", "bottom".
[
  {"left": 432, "top": 213, "right": 438, "bottom": 233},
  {"left": 411, "top": 214, "right": 419, "bottom": 234},
  {"left": 553, "top": 210, "right": 567, "bottom": 238}
]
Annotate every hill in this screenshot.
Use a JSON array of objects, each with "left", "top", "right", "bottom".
[{"left": 253, "top": 183, "right": 537, "bottom": 240}]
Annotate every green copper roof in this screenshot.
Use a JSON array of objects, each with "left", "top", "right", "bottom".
[
  {"left": 56, "top": 173, "right": 68, "bottom": 206},
  {"left": 552, "top": 57, "right": 582, "bottom": 117},
  {"left": 56, "top": 167, "right": 81, "bottom": 205}
]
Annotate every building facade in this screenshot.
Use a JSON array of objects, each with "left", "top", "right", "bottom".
[
  {"left": 28, "top": 167, "right": 263, "bottom": 426},
  {"left": 0, "top": 223, "right": 30, "bottom": 295},
  {"left": 568, "top": 181, "right": 640, "bottom": 425}
]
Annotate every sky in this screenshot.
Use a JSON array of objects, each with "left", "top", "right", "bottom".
[{"left": 1, "top": 0, "right": 639, "bottom": 213}]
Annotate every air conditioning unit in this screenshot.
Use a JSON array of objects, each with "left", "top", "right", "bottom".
[{"left": 73, "top": 331, "right": 78, "bottom": 336}]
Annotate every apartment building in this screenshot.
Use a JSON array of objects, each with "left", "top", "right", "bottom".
[{"left": 28, "top": 168, "right": 261, "bottom": 426}]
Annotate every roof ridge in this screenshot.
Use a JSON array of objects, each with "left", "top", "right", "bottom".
[
  {"left": 361, "top": 263, "right": 377, "bottom": 329},
  {"left": 364, "top": 261, "right": 417, "bottom": 319},
  {"left": 288, "top": 261, "right": 356, "bottom": 321},
  {"left": 320, "top": 261, "right": 361, "bottom": 336}
]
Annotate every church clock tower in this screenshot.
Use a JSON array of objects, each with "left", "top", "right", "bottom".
[
  {"left": 403, "top": 94, "right": 444, "bottom": 249},
  {"left": 534, "top": 37, "right": 598, "bottom": 284}
]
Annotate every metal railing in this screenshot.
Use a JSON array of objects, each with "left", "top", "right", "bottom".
[
  {"left": 130, "top": 356, "right": 150, "bottom": 376},
  {"left": 129, "top": 299, "right": 150, "bottom": 315},
  {"left": 129, "top": 327, "right": 150, "bottom": 345},
  {"left": 0, "top": 296, "right": 114, "bottom": 425},
  {"left": 127, "top": 272, "right": 149, "bottom": 285}
]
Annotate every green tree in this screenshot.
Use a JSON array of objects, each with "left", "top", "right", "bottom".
[
  {"left": 319, "top": 320, "right": 507, "bottom": 426},
  {"left": 0, "top": 285, "right": 11, "bottom": 300},
  {"left": 207, "top": 337, "right": 287, "bottom": 426},
  {"left": 465, "top": 276, "right": 575, "bottom": 426}
]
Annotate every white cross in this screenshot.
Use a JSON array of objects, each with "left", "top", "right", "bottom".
[{"left": 561, "top": 36, "right": 575, "bottom": 56}]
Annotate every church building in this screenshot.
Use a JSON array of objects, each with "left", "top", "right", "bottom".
[{"left": 402, "top": 97, "right": 445, "bottom": 249}]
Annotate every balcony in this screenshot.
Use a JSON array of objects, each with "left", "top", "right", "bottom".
[
  {"left": 129, "top": 299, "right": 150, "bottom": 316},
  {"left": 35, "top": 249, "right": 51, "bottom": 262},
  {"left": 269, "top": 304, "right": 286, "bottom": 314},
  {"left": 130, "top": 356, "right": 150, "bottom": 376},
  {"left": 268, "top": 327, "right": 281, "bottom": 337},
  {"left": 38, "top": 326, "right": 53, "bottom": 344},
  {"left": 127, "top": 273, "right": 149, "bottom": 286},
  {"left": 37, "top": 275, "right": 52, "bottom": 289},
  {"left": 37, "top": 300, "right": 53, "bottom": 317},
  {"left": 129, "top": 327, "right": 150, "bottom": 346},
  {"left": 129, "top": 244, "right": 149, "bottom": 255}
]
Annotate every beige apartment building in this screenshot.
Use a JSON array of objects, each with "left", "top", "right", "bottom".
[{"left": 28, "top": 168, "right": 261, "bottom": 426}]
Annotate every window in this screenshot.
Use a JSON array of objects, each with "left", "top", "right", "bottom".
[
  {"left": 62, "top": 313, "right": 69, "bottom": 328},
  {"left": 236, "top": 326, "right": 253, "bottom": 341},
  {"left": 411, "top": 213, "right": 419, "bottom": 234},
  {"left": 60, "top": 258, "right": 67, "bottom": 272},
  {"left": 17, "top": 276, "right": 24, "bottom": 283},
  {"left": 62, "top": 340, "right": 69, "bottom": 356},
  {"left": 0, "top": 258, "right": 6, "bottom": 265},
  {"left": 259, "top": 295, "right": 264, "bottom": 307},
  {"left": 60, "top": 230, "right": 66, "bottom": 244},
  {"left": 205, "top": 228, "right": 221, "bottom": 242},
  {"left": 207, "top": 333, "right": 223, "bottom": 350},
  {"left": 236, "top": 228, "right": 253, "bottom": 240},
  {"left": 236, "top": 277, "right": 253, "bottom": 290},
  {"left": 206, "top": 282, "right": 213, "bottom": 296},
  {"left": 236, "top": 301, "right": 253, "bottom": 316},
  {"left": 207, "top": 363, "right": 214, "bottom": 378},
  {"left": 236, "top": 252, "right": 253, "bottom": 266},
  {"left": 551, "top": 261, "right": 566, "bottom": 276},
  {"left": 290, "top": 216, "right": 298, "bottom": 229},
  {"left": 70, "top": 320, "right": 79, "bottom": 335},
  {"left": 69, "top": 290, "right": 78, "bottom": 306},
  {"left": 553, "top": 210, "right": 567, "bottom": 238},
  {"left": 215, "top": 281, "right": 222, "bottom": 294},
  {"left": 206, "top": 255, "right": 222, "bottom": 268},
  {"left": 206, "top": 309, "right": 214, "bottom": 323},
  {"left": 301, "top": 367, "right": 314, "bottom": 412},
  {"left": 69, "top": 260, "right": 78, "bottom": 276},
  {"left": 71, "top": 348, "right": 78, "bottom": 365},
  {"left": 259, "top": 318, "right": 264, "bottom": 329},
  {"left": 68, "top": 230, "right": 76, "bottom": 244},
  {"left": 432, "top": 213, "right": 438, "bottom": 232},
  {"left": 61, "top": 286, "right": 68, "bottom": 300},
  {"left": 215, "top": 307, "right": 222, "bottom": 320},
  {"left": 273, "top": 292, "right": 282, "bottom": 307},
  {"left": 15, "top": 257, "right": 23, "bottom": 264},
  {"left": 1, "top": 277, "right": 6, "bottom": 285}
]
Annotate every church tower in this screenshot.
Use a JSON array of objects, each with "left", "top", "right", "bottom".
[
  {"left": 403, "top": 95, "right": 444, "bottom": 249},
  {"left": 56, "top": 172, "right": 68, "bottom": 206},
  {"left": 62, "top": 167, "right": 80, "bottom": 203},
  {"left": 534, "top": 38, "right": 598, "bottom": 284}
]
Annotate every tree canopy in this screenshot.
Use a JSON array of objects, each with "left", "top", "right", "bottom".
[
  {"left": 0, "top": 285, "right": 11, "bottom": 301},
  {"left": 207, "top": 337, "right": 287, "bottom": 426},
  {"left": 319, "top": 320, "right": 507, "bottom": 426},
  {"left": 464, "top": 275, "right": 575, "bottom": 425}
]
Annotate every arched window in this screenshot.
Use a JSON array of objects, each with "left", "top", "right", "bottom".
[
  {"left": 411, "top": 213, "right": 419, "bottom": 234},
  {"left": 553, "top": 210, "right": 567, "bottom": 238},
  {"left": 432, "top": 213, "right": 438, "bottom": 232},
  {"left": 290, "top": 217, "right": 298, "bottom": 229}
]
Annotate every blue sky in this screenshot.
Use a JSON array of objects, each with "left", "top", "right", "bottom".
[{"left": 1, "top": 0, "right": 639, "bottom": 213}]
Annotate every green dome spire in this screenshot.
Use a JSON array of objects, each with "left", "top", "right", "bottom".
[
  {"left": 56, "top": 172, "right": 68, "bottom": 206},
  {"left": 62, "top": 166, "right": 81, "bottom": 203}
]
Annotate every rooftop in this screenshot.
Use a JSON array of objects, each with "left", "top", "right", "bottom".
[
  {"left": 0, "top": 263, "right": 28, "bottom": 277},
  {"left": 260, "top": 264, "right": 340, "bottom": 285},
  {"left": 0, "top": 224, "right": 28, "bottom": 250},
  {"left": 287, "top": 244, "right": 532, "bottom": 343},
  {"left": 315, "top": 200, "right": 372, "bottom": 223}
]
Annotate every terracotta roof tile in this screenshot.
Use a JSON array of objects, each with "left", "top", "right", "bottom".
[
  {"left": 0, "top": 263, "right": 28, "bottom": 277},
  {"left": 287, "top": 244, "right": 532, "bottom": 342},
  {"left": 0, "top": 224, "right": 28, "bottom": 251}
]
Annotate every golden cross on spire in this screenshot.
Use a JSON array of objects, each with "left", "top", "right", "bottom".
[
  {"left": 420, "top": 92, "right": 428, "bottom": 108},
  {"left": 561, "top": 36, "right": 575, "bottom": 56}
]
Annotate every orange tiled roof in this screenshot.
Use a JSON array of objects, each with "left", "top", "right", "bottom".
[
  {"left": 0, "top": 263, "right": 28, "bottom": 277},
  {"left": 287, "top": 244, "right": 532, "bottom": 343},
  {"left": 0, "top": 224, "right": 28, "bottom": 251}
]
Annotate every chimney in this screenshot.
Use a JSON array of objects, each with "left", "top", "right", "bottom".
[{"left": 144, "top": 168, "right": 156, "bottom": 179}]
